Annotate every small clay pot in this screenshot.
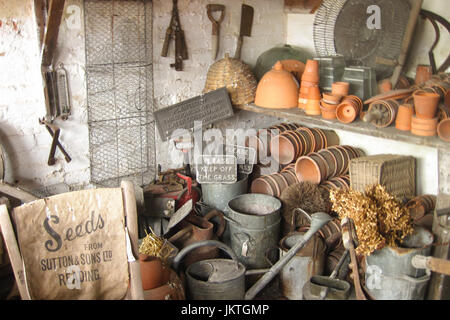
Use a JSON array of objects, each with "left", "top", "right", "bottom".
[
  {"left": 307, "top": 85, "right": 322, "bottom": 100},
  {"left": 332, "top": 82, "right": 350, "bottom": 96},
  {"left": 139, "top": 255, "right": 167, "bottom": 290},
  {"left": 302, "top": 60, "right": 320, "bottom": 83},
  {"left": 320, "top": 101, "right": 338, "bottom": 120},
  {"left": 395, "top": 104, "right": 414, "bottom": 131},
  {"left": 437, "top": 118, "right": 450, "bottom": 142},
  {"left": 413, "top": 91, "right": 441, "bottom": 119},
  {"left": 415, "top": 65, "right": 433, "bottom": 85},
  {"left": 322, "top": 92, "right": 342, "bottom": 105},
  {"left": 411, "top": 127, "right": 437, "bottom": 137},
  {"left": 255, "top": 61, "right": 299, "bottom": 109},
  {"left": 411, "top": 115, "right": 438, "bottom": 130}
]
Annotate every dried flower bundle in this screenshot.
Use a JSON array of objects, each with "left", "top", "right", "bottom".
[
  {"left": 330, "top": 184, "right": 413, "bottom": 256},
  {"left": 139, "top": 228, "right": 174, "bottom": 264}
]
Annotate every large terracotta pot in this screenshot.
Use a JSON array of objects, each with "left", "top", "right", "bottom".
[
  {"left": 413, "top": 91, "right": 440, "bottom": 119},
  {"left": 255, "top": 61, "right": 299, "bottom": 109}
]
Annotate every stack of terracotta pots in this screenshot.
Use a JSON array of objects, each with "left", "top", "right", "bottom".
[
  {"left": 295, "top": 145, "right": 363, "bottom": 184},
  {"left": 250, "top": 170, "right": 298, "bottom": 198},
  {"left": 406, "top": 194, "right": 436, "bottom": 231},
  {"left": 270, "top": 127, "right": 340, "bottom": 165},
  {"left": 411, "top": 90, "right": 441, "bottom": 137},
  {"left": 320, "top": 175, "right": 351, "bottom": 192},
  {"left": 246, "top": 122, "right": 301, "bottom": 159},
  {"left": 336, "top": 95, "right": 364, "bottom": 124},
  {"left": 254, "top": 61, "right": 299, "bottom": 109},
  {"left": 320, "top": 92, "right": 343, "bottom": 120},
  {"left": 332, "top": 81, "right": 350, "bottom": 97},
  {"left": 299, "top": 60, "right": 320, "bottom": 110}
]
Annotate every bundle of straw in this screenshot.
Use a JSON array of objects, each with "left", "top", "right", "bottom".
[{"left": 139, "top": 228, "right": 174, "bottom": 264}]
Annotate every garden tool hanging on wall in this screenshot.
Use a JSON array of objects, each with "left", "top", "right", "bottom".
[
  {"left": 206, "top": 4, "right": 225, "bottom": 60},
  {"left": 161, "top": 0, "right": 188, "bottom": 71},
  {"left": 39, "top": 0, "right": 72, "bottom": 166}
]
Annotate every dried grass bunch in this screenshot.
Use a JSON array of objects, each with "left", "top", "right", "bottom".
[
  {"left": 139, "top": 228, "right": 174, "bottom": 264},
  {"left": 330, "top": 184, "right": 413, "bottom": 256}
]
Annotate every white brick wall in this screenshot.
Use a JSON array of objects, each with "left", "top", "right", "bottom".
[{"left": 0, "top": 0, "right": 286, "bottom": 193}]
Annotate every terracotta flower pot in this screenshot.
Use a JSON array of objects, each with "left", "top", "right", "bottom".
[
  {"left": 415, "top": 65, "right": 433, "bottom": 85},
  {"left": 301, "top": 80, "right": 318, "bottom": 88},
  {"left": 301, "top": 59, "right": 320, "bottom": 83},
  {"left": 305, "top": 99, "right": 321, "bottom": 116},
  {"left": 251, "top": 177, "right": 276, "bottom": 196},
  {"left": 322, "top": 92, "right": 342, "bottom": 105},
  {"left": 395, "top": 104, "right": 414, "bottom": 131},
  {"left": 306, "top": 85, "right": 322, "bottom": 100},
  {"left": 438, "top": 118, "right": 450, "bottom": 142},
  {"left": 143, "top": 269, "right": 185, "bottom": 300},
  {"left": 332, "top": 82, "right": 350, "bottom": 97},
  {"left": 255, "top": 61, "right": 299, "bottom": 109},
  {"left": 413, "top": 91, "right": 440, "bottom": 119},
  {"left": 139, "top": 254, "right": 168, "bottom": 290},
  {"left": 320, "top": 101, "right": 337, "bottom": 120}
]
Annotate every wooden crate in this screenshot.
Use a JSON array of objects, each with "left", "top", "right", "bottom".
[{"left": 349, "top": 154, "right": 416, "bottom": 200}]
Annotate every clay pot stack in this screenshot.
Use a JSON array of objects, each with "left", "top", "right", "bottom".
[
  {"left": 255, "top": 61, "right": 299, "bottom": 109},
  {"left": 320, "top": 92, "right": 342, "bottom": 120},
  {"left": 319, "top": 175, "right": 351, "bottom": 192},
  {"left": 411, "top": 90, "right": 440, "bottom": 137},
  {"left": 294, "top": 145, "right": 364, "bottom": 184},
  {"left": 336, "top": 95, "right": 364, "bottom": 124},
  {"left": 250, "top": 170, "right": 298, "bottom": 198},
  {"left": 299, "top": 60, "right": 320, "bottom": 110},
  {"left": 246, "top": 122, "right": 301, "bottom": 158},
  {"left": 270, "top": 127, "right": 340, "bottom": 165}
]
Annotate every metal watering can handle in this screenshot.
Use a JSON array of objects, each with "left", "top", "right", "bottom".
[{"left": 172, "top": 240, "right": 238, "bottom": 272}]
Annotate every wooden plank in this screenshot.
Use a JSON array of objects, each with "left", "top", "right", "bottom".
[
  {"left": 234, "top": 103, "right": 450, "bottom": 151},
  {"left": 121, "top": 181, "right": 144, "bottom": 300},
  {"left": 41, "top": 0, "right": 66, "bottom": 67},
  {"left": 284, "top": 0, "right": 323, "bottom": 13},
  {"left": 0, "top": 182, "right": 39, "bottom": 204},
  {"left": 0, "top": 205, "right": 31, "bottom": 300}
]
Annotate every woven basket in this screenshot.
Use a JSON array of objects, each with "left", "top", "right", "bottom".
[
  {"left": 349, "top": 154, "right": 416, "bottom": 200},
  {"left": 203, "top": 53, "right": 257, "bottom": 106}
]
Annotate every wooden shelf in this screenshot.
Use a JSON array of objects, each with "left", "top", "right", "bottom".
[{"left": 234, "top": 103, "right": 450, "bottom": 151}]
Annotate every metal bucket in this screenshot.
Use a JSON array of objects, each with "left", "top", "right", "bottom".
[
  {"left": 201, "top": 173, "right": 249, "bottom": 246},
  {"left": 226, "top": 193, "right": 282, "bottom": 269},
  {"left": 202, "top": 173, "right": 249, "bottom": 212},
  {"left": 365, "top": 226, "right": 434, "bottom": 300},
  {"left": 173, "top": 240, "right": 246, "bottom": 300},
  {"left": 279, "top": 232, "right": 326, "bottom": 300}
]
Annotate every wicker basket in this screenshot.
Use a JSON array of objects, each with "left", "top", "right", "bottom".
[
  {"left": 203, "top": 53, "right": 257, "bottom": 106},
  {"left": 349, "top": 154, "right": 416, "bottom": 200}
]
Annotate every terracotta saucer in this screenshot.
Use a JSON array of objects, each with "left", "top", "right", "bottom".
[
  {"left": 270, "top": 134, "right": 296, "bottom": 165},
  {"left": 296, "top": 129, "right": 313, "bottom": 155},
  {"left": 280, "top": 170, "right": 298, "bottom": 185},
  {"left": 311, "top": 153, "right": 330, "bottom": 182},
  {"left": 251, "top": 177, "right": 275, "bottom": 196},
  {"left": 318, "top": 149, "right": 337, "bottom": 179},
  {"left": 328, "top": 146, "right": 346, "bottom": 176},
  {"left": 273, "top": 173, "right": 290, "bottom": 191},
  {"left": 287, "top": 130, "right": 304, "bottom": 157},
  {"left": 295, "top": 156, "right": 322, "bottom": 184},
  {"left": 284, "top": 131, "right": 301, "bottom": 158},
  {"left": 265, "top": 174, "right": 282, "bottom": 197},
  {"left": 301, "top": 127, "right": 317, "bottom": 153}
]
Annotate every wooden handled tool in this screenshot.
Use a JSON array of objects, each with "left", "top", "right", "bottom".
[
  {"left": 207, "top": 4, "right": 225, "bottom": 60},
  {"left": 412, "top": 255, "right": 450, "bottom": 276}
]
